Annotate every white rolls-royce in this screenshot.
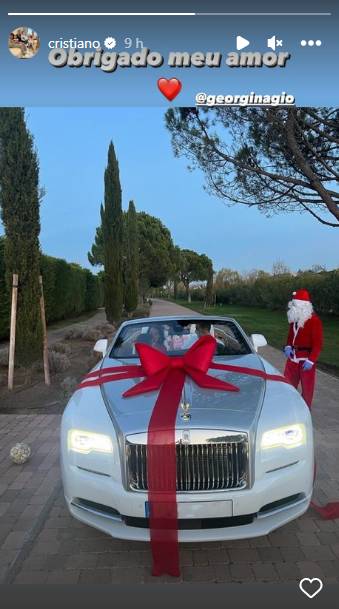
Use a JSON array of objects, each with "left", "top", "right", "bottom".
[{"left": 60, "top": 315, "right": 314, "bottom": 542}]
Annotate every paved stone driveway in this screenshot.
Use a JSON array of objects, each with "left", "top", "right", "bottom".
[{"left": 0, "top": 300, "right": 338, "bottom": 584}]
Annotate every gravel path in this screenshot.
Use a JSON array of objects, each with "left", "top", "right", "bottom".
[
  {"left": 46, "top": 309, "right": 107, "bottom": 346},
  {"left": 0, "top": 308, "right": 106, "bottom": 356}
]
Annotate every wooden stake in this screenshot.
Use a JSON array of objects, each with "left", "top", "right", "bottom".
[
  {"left": 8, "top": 274, "right": 18, "bottom": 390},
  {"left": 39, "top": 275, "right": 50, "bottom": 386}
]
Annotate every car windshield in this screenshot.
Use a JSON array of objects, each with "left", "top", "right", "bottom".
[{"left": 110, "top": 319, "right": 251, "bottom": 359}]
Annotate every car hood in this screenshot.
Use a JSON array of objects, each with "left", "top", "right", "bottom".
[{"left": 100, "top": 353, "right": 266, "bottom": 436}]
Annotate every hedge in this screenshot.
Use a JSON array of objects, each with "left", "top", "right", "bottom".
[
  {"left": 177, "top": 269, "right": 339, "bottom": 316},
  {"left": 214, "top": 271, "right": 339, "bottom": 315},
  {"left": 0, "top": 238, "right": 103, "bottom": 340}
]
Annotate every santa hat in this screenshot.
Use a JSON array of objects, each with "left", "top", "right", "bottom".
[{"left": 292, "top": 289, "right": 311, "bottom": 302}]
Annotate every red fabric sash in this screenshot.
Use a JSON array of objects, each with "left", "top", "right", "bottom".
[
  {"left": 78, "top": 335, "right": 290, "bottom": 576},
  {"left": 311, "top": 501, "right": 339, "bottom": 520},
  {"left": 310, "top": 463, "right": 339, "bottom": 520}
]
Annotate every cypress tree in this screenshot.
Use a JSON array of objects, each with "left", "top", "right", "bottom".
[
  {"left": 205, "top": 262, "right": 214, "bottom": 307},
  {"left": 124, "top": 200, "right": 139, "bottom": 313},
  {"left": 0, "top": 108, "right": 42, "bottom": 365},
  {"left": 0, "top": 237, "right": 9, "bottom": 339},
  {"left": 101, "top": 142, "right": 123, "bottom": 322}
]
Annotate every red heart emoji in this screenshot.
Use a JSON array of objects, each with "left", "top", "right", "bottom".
[{"left": 157, "top": 78, "right": 182, "bottom": 101}]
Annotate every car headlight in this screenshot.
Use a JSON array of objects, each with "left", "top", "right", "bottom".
[
  {"left": 261, "top": 424, "right": 306, "bottom": 450},
  {"left": 68, "top": 429, "right": 113, "bottom": 454}
]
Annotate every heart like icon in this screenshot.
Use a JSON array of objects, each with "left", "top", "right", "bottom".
[
  {"left": 157, "top": 78, "right": 182, "bottom": 101},
  {"left": 299, "top": 578, "right": 323, "bottom": 599}
]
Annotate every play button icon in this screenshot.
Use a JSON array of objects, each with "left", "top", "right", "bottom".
[{"left": 236, "top": 35, "right": 250, "bottom": 50}]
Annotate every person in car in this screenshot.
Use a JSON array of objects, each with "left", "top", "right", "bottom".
[
  {"left": 197, "top": 322, "right": 225, "bottom": 355},
  {"left": 148, "top": 325, "right": 167, "bottom": 352},
  {"left": 196, "top": 321, "right": 213, "bottom": 337}
]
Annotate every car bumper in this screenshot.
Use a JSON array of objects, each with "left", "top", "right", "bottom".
[
  {"left": 62, "top": 458, "right": 313, "bottom": 543},
  {"left": 66, "top": 494, "right": 311, "bottom": 543}
]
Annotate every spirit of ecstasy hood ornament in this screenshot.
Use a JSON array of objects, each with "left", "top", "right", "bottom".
[{"left": 180, "top": 402, "right": 191, "bottom": 421}]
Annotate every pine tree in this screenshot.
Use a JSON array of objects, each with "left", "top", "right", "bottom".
[
  {"left": 0, "top": 108, "right": 42, "bottom": 365},
  {"left": 124, "top": 201, "right": 139, "bottom": 312},
  {"left": 101, "top": 142, "right": 123, "bottom": 322}
]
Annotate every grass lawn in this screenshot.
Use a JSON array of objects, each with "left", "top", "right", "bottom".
[{"left": 172, "top": 300, "right": 339, "bottom": 374}]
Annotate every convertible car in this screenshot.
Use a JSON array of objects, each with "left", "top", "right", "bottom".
[{"left": 60, "top": 315, "right": 314, "bottom": 542}]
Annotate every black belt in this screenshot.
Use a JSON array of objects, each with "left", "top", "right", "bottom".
[{"left": 293, "top": 347, "right": 311, "bottom": 352}]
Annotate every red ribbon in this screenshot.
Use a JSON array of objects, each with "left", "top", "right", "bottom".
[
  {"left": 310, "top": 463, "right": 339, "bottom": 520},
  {"left": 78, "top": 335, "right": 290, "bottom": 576},
  {"left": 311, "top": 501, "right": 339, "bottom": 520}
]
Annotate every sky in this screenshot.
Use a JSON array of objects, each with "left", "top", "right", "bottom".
[{"left": 0, "top": 106, "right": 338, "bottom": 274}]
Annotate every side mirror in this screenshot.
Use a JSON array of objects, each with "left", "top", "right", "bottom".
[
  {"left": 250, "top": 334, "right": 267, "bottom": 352},
  {"left": 93, "top": 338, "right": 108, "bottom": 358}
]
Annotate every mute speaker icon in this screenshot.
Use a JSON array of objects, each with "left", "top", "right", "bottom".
[{"left": 267, "top": 35, "right": 283, "bottom": 51}]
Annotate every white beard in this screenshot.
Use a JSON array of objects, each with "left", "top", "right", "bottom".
[{"left": 287, "top": 300, "right": 313, "bottom": 328}]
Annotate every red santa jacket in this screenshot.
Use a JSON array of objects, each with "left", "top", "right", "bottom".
[{"left": 286, "top": 313, "right": 323, "bottom": 363}]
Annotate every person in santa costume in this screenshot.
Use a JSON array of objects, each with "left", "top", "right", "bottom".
[{"left": 283, "top": 289, "right": 323, "bottom": 408}]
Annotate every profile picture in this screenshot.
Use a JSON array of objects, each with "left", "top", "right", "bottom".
[{"left": 8, "top": 26, "right": 40, "bottom": 59}]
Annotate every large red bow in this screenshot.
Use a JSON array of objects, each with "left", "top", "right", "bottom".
[
  {"left": 123, "top": 334, "right": 240, "bottom": 398},
  {"left": 78, "top": 335, "right": 290, "bottom": 577}
]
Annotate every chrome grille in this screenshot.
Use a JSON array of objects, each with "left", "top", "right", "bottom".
[{"left": 126, "top": 436, "right": 248, "bottom": 492}]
